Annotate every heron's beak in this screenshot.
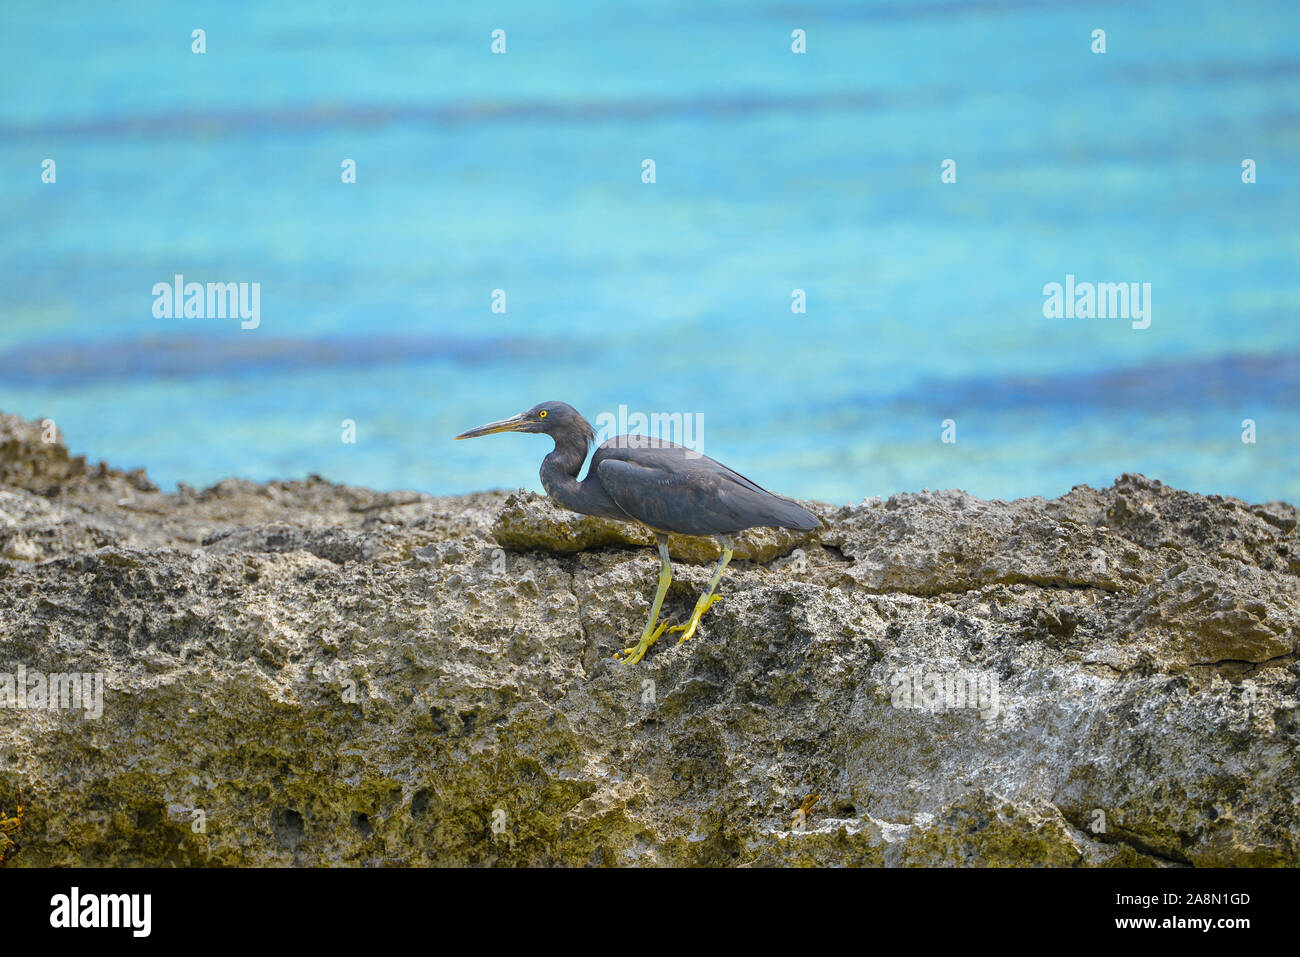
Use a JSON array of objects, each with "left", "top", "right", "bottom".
[{"left": 455, "top": 412, "right": 531, "bottom": 440}]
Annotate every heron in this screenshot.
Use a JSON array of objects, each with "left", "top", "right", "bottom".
[{"left": 455, "top": 401, "right": 819, "bottom": 664}]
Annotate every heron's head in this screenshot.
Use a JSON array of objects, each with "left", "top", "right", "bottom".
[{"left": 455, "top": 401, "right": 592, "bottom": 444}]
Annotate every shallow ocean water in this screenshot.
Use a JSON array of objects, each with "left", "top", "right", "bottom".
[{"left": 1, "top": 1, "right": 1297, "bottom": 504}]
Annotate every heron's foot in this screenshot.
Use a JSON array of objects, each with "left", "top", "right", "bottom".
[
  {"left": 617, "top": 618, "right": 674, "bottom": 665},
  {"left": 670, "top": 593, "right": 723, "bottom": 645}
]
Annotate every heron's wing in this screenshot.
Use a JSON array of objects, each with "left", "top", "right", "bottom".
[
  {"left": 593, "top": 437, "right": 770, "bottom": 492},
  {"left": 592, "top": 440, "right": 818, "bottom": 536}
]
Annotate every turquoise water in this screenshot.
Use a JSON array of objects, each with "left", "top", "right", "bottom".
[{"left": 1, "top": 1, "right": 1297, "bottom": 505}]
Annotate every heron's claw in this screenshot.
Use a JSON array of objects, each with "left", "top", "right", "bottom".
[
  {"left": 670, "top": 594, "right": 723, "bottom": 645},
  {"left": 616, "top": 619, "right": 674, "bottom": 665}
]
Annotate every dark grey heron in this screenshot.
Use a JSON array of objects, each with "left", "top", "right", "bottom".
[{"left": 456, "top": 401, "right": 819, "bottom": 663}]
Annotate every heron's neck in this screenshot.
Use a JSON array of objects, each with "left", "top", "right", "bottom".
[{"left": 539, "top": 423, "right": 600, "bottom": 513}]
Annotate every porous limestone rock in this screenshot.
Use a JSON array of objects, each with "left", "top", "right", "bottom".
[{"left": 0, "top": 411, "right": 1296, "bottom": 866}]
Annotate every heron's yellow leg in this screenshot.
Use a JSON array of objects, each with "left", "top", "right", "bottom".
[
  {"left": 671, "top": 540, "right": 733, "bottom": 645},
  {"left": 617, "top": 539, "right": 673, "bottom": 665},
  {"left": 0, "top": 787, "right": 22, "bottom": 864}
]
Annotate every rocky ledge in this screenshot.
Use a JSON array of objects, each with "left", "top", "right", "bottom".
[{"left": 0, "top": 411, "right": 1297, "bottom": 866}]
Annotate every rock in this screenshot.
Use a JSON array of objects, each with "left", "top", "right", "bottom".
[
  {"left": 493, "top": 489, "right": 821, "bottom": 563},
  {"left": 0, "top": 411, "right": 1296, "bottom": 866}
]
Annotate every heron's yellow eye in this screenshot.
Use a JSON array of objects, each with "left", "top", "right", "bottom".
[{"left": 538, "top": 410, "right": 548, "bottom": 418}]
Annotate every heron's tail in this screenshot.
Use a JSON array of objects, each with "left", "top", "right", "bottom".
[{"left": 770, "top": 497, "right": 820, "bottom": 532}]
